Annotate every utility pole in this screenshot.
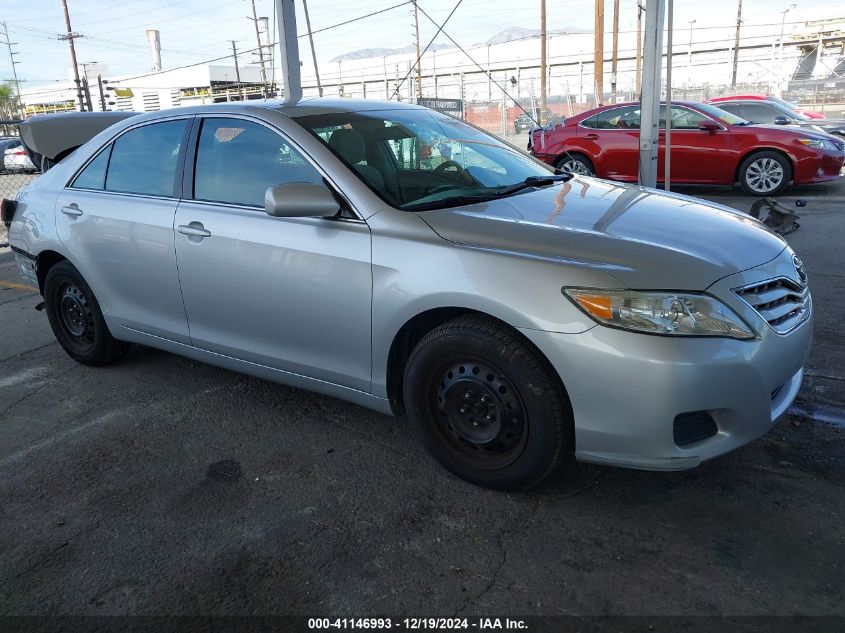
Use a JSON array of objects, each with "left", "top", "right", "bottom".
[
  {"left": 611, "top": 0, "right": 619, "bottom": 102},
  {"left": 540, "top": 0, "right": 547, "bottom": 124},
  {"left": 635, "top": 2, "right": 643, "bottom": 95},
  {"left": 231, "top": 40, "right": 242, "bottom": 99},
  {"left": 664, "top": 0, "right": 673, "bottom": 191},
  {"left": 639, "top": 0, "right": 665, "bottom": 188},
  {"left": 249, "top": 0, "right": 269, "bottom": 96},
  {"left": 1, "top": 22, "right": 23, "bottom": 117},
  {"left": 275, "top": 0, "right": 302, "bottom": 104},
  {"left": 413, "top": 1, "right": 422, "bottom": 99},
  {"left": 731, "top": 0, "right": 742, "bottom": 87},
  {"left": 687, "top": 18, "right": 696, "bottom": 87},
  {"left": 594, "top": 0, "right": 604, "bottom": 104},
  {"left": 301, "top": 0, "right": 322, "bottom": 96},
  {"left": 59, "top": 0, "right": 85, "bottom": 111}
]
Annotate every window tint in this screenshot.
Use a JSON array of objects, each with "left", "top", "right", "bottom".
[
  {"left": 72, "top": 146, "right": 112, "bottom": 190},
  {"left": 738, "top": 103, "right": 778, "bottom": 124},
  {"left": 194, "top": 118, "right": 323, "bottom": 207},
  {"left": 105, "top": 120, "right": 187, "bottom": 197},
  {"left": 581, "top": 106, "right": 641, "bottom": 129},
  {"left": 658, "top": 106, "right": 711, "bottom": 129}
]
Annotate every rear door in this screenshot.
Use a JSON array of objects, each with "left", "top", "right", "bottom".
[
  {"left": 579, "top": 106, "right": 641, "bottom": 181},
  {"left": 54, "top": 117, "right": 193, "bottom": 343},
  {"left": 173, "top": 116, "right": 372, "bottom": 391}
]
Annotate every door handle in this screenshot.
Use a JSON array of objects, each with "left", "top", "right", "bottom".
[
  {"left": 585, "top": 133, "right": 599, "bottom": 140},
  {"left": 177, "top": 223, "right": 211, "bottom": 238},
  {"left": 61, "top": 204, "right": 83, "bottom": 217}
]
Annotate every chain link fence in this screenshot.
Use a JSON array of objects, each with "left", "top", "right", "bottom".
[{"left": 0, "top": 125, "right": 40, "bottom": 248}]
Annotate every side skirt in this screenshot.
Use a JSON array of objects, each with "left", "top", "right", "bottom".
[{"left": 113, "top": 324, "right": 394, "bottom": 416}]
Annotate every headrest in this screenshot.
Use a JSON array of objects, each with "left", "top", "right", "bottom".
[{"left": 329, "top": 128, "right": 365, "bottom": 164}]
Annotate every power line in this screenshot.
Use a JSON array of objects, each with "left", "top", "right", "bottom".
[{"left": 391, "top": 0, "right": 464, "bottom": 100}]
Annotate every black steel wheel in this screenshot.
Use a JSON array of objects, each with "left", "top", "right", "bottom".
[
  {"left": 404, "top": 315, "right": 573, "bottom": 490},
  {"left": 43, "top": 260, "right": 129, "bottom": 366},
  {"left": 435, "top": 357, "right": 529, "bottom": 470}
]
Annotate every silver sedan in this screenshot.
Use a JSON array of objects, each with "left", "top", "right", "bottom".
[{"left": 3, "top": 99, "right": 812, "bottom": 490}]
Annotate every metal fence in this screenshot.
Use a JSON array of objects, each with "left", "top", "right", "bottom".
[{"left": 0, "top": 130, "right": 39, "bottom": 247}]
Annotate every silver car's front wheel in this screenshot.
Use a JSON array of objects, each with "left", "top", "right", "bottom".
[
  {"left": 555, "top": 154, "right": 594, "bottom": 176},
  {"left": 739, "top": 151, "right": 791, "bottom": 196}
]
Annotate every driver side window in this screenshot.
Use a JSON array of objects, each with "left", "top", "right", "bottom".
[{"left": 193, "top": 118, "right": 322, "bottom": 207}]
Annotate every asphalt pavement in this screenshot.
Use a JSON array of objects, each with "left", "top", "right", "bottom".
[{"left": 0, "top": 176, "right": 843, "bottom": 622}]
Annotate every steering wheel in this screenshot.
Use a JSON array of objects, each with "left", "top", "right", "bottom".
[{"left": 423, "top": 160, "right": 475, "bottom": 193}]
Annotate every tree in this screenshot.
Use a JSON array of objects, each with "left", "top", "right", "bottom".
[{"left": 0, "top": 82, "right": 17, "bottom": 119}]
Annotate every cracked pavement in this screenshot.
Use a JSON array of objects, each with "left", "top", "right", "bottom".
[{"left": 0, "top": 180, "right": 843, "bottom": 618}]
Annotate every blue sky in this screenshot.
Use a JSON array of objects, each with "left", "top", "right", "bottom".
[{"left": 2, "top": 0, "right": 843, "bottom": 85}]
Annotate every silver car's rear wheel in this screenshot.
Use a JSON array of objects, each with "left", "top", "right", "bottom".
[
  {"left": 555, "top": 154, "right": 594, "bottom": 176},
  {"left": 44, "top": 261, "right": 129, "bottom": 366},
  {"left": 739, "top": 151, "right": 791, "bottom": 196}
]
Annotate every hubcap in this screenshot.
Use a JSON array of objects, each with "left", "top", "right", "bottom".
[
  {"left": 559, "top": 158, "right": 592, "bottom": 176},
  {"left": 434, "top": 359, "right": 527, "bottom": 468},
  {"left": 57, "top": 284, "right": 94, "bottom": 346},
  {"left": 746, "top": 157, "right": 784, "bottom": 193}
]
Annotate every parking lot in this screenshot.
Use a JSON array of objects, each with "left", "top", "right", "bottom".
[{"left": 0, "top": 174, "right": 843, "bottom": 621}]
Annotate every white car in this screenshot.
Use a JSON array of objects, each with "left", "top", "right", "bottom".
[{"left": 3, "top": 140, "right": 37, "bottom": 173}]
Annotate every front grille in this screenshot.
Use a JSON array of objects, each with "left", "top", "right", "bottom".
[
  {"left": 673, "top": 412, "right": 718, "bottom": 447},
  {"left": 733, "top": 277, "right": 810, "bottom": 334}
]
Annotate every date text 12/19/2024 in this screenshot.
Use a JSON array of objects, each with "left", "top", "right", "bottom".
[{"left": 308, "top": 618, "right": 528, "bottom": 630}]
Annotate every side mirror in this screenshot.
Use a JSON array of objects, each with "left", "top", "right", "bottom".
[
  {"left": 264, "top": 182, "right": 341, "bottom": 218},
  {"left": 698, "top": 121, "right": 719, "bottom": 133},
  {"left": 774, "top": 116, "right": 790, "bottom": 125}
]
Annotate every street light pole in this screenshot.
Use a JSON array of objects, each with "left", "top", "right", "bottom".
[
  {"left": 778, "top": 3, "right": 796, "bottom": 95},
  {"left": 687, "top": 19, "right": 696, "bottom": 87}
]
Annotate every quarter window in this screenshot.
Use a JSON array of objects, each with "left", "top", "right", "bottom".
[
  {"left": 105, "top": 120, "right": 188, "bottom": 197},
  {"left": 72, "top": 146, "right": 112, "bottom": 190},
  {"left": 193, "top": 118, "right": 323, "bottom": 207}
]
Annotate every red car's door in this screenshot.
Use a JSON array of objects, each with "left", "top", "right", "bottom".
[
  {"left": 657, "top": 106, "right": 733, "bottom": 184},
  {"left": 578, "top": 105, "right": 641, "bottom": 182}
]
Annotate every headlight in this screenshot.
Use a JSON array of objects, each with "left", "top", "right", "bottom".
[
  {"left": 563, "top": 288, "right": 755, "bottom": 339},
  {"left": 797, "top": 138, "right": 837, "bottom": 151}
]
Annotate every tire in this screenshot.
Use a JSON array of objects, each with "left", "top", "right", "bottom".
[
  {"left": 738, "top": 151, "right": 791, "bottom": 196},
  {"left": 403, "top": 315, "right": 573, "bottom": 491},
  {"left": 43, "top": 261, "right": 129, "bottom": 366},
  {"left": 555, "top": 153, "right": 594, "bottom": 176}
]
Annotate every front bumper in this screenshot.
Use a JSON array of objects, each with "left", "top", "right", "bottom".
[
  {"left": 518, "top": 257, "right": 813, "bottom": 471},
  {"left": 793, "top": 149, "right": 844, "bottom": 184}
]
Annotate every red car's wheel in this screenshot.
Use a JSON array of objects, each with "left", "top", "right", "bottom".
[
  {"left": 555, "top": 153, "right": 594, "bottom": 176},
  {"left": 738, "top": 151, "right": 792, "bottom": 196}
]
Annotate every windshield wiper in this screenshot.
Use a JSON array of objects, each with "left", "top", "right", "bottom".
[
  {"left": 492, "top": 174, "right": 573, "bottom": 196},
  {"left": 403, "top": 194, "right": 502, "bottom": 212}
]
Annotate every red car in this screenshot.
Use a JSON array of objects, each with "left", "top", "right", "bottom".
[
  {"left": 530, "top": 101, "right": 844, "bottom": 196},
  {"left": 708, "top": 94, "right": 825, "bottom": 120}
]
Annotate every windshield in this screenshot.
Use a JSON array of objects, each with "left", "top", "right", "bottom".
[
  {"left": 692, "top": 102, "right": 749, "bottom": 126},
  {"left": 292, "top": 108, "right": 555, "bottom": 211}
]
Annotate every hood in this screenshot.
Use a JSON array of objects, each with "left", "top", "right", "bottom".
[{"left": 421, "top": 178, "right": 787, "bottom": 291}]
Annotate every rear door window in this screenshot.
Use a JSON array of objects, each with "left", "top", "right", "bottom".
[
  {"left": 105, "top": 119, "right": 188, "bottom": 197},
  {"left": 193, "top": 117, "right": 323, "bottom": 207},
  {"left": 581, "top": 106, "right": 641, "bottom": 129}
]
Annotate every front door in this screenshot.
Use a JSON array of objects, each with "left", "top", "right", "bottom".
[
  {"left": 173, "top": 116, "right": 372, "bottom": 391},
  {"left": 658, "top": 106, "right": 733, "bottom": 184},
  {"left": 55, "top": 117, "right": 192, "bottom": 343}
]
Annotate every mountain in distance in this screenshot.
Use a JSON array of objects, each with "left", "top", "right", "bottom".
[
  {"left": 331, "top": 43, "right": 452, "bottom": 63},
  {"left": 330, "top": 25, "right": 588, "bottom": 63},
  {"left": 483, "top": 25, "right": 589, "bottom": 46}
]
